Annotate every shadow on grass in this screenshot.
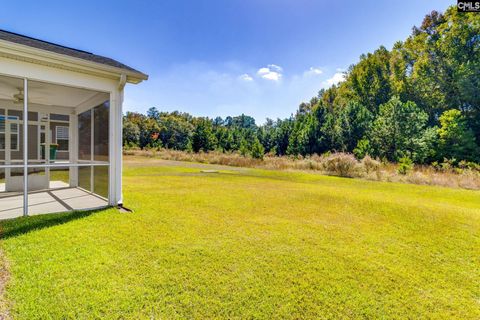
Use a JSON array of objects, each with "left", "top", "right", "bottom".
[{"left": 0, "top": 208, "right": 111, "bottom": 239}]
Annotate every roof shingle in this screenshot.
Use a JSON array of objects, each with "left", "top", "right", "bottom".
[{"left": 0, "top": 29, "right": 146, "bottom": 77}]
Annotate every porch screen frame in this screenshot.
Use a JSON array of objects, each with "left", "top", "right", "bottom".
[{"left": 0, "top": 77, "right": 112, "bottom": 216}]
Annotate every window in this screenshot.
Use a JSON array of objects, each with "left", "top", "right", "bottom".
[
  {"left": 50, "top": 114, "right": 69, "bottom": 122},
  {"left": 56, "top": 126, "right": 69, "bottom": 151},
  {"left": 0, "top": 115, "right": 19, "bottom": 151}
]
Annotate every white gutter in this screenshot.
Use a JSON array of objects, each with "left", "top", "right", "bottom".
[
  {"left": 118, "top": 74, "right": 127, "bottom": 91},
  {"left": 0, "top": 39, "right": 148, "bottom": 84}
]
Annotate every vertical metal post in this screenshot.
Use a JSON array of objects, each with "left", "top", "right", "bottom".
[
  {"left": 90, "top": 108, "right": 94, "bottom": 193},
  {"left": 4, "top": 109, "right": 11, "bottom": 188},
  {"left": 69, "top": 112, "right": 78, "bottom": 187},
  {"left": 45, "top": 114, "right": 50, "bottom": 184},
  {"left": 23, "top": 78, "right": 28, "bottom": 216}
]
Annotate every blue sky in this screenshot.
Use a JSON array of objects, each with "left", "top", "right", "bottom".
[{"left": 0, "top": 0, "right": 453, "bottom": 123}]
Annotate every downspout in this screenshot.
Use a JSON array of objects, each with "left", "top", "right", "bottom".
[{"left": 116, "top": 74, "right": 131, "bottom": 212}]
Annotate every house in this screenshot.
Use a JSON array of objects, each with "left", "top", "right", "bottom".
[{"left": 0, "top": 29, "right": 148, "bottom": 218}]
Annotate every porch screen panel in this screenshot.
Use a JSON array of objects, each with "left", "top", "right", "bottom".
[
  {"left": 93, "top": 166, "right": 108, "bottom": 199},
  {"left": 0, "top": 168, "right": 24, "bottom": 199},
  {"left": 0, "top": 167, "right": 25, "bottom": 218},
  {"left": 93, "top": 102, "right": 109, "bottom": 162},
  {"left": 0, "top": 168, "right": 4, "bottom": 191},
  {"left": 92, "top": 101, "right": 109, "bottom": 198},
  {"left": 78, "top": 110, "right": 91, "bottom": 161},
  {"left": 0, "top": 108, "right": 4, "bottom": 165},
  {"left": 78, "top": 166, "right": 91, "bottom": 191},
  {"left": 0, "top": 74, "right": 25, "bottom": 219},
  {"left": 28, "top": 124, "right": 38, "bottom": 162}
]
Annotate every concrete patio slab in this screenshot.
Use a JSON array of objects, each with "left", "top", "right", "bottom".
[{"left": 0, "top": 185, "right": 108, "bottom": 220}]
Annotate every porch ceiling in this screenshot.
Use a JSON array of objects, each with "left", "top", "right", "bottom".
[{"left": 0, "top": 77, "right": 105, "bottom": 108}]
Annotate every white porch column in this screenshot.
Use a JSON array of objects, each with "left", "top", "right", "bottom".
[
  {"left": 109, "top": 88, "right": 123, "bottom": 206},
  {"left": 23, "top": 78, "right": 28, "bottom": 216}
]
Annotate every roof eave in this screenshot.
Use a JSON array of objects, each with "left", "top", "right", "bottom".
[{"left": 0, "top": 39, "right": 148, "bottom": 84}]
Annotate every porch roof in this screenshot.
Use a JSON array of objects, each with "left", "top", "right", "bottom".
[{"left": 0, "top": 29, "right": 148, "bottom": 83}]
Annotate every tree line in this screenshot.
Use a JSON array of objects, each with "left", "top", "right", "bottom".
[{"left": 124, "top": 6, "right": 480, "bottom": 165}]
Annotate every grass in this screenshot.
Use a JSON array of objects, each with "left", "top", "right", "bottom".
[
  {"left": 0, "top": 157, "right": 479, "bottom": 319},
  {"left": 126, "top": 149, "right": 480, "bottom": 190}
]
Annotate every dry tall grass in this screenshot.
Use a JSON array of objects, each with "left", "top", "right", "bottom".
[{"left": 124, "top": 148, "right": 480, "bottom": 190}]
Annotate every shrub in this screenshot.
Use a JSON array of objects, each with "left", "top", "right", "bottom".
[
  {"left": 437, "top": 109, "right": 480, "bottom": 162},
  {"left": 459, "top": 161, "right": 480, "bottom": 172},
  {"left": 398, "top": 156, "right": 413, "bottom": 175},
  {"left": 353, "top": 138, "right": 372, "bottom": 159},
  {"left": 441, "top": 158, "right": 455, "bottom": 171},
  {"left": 361, "top": 155, "right": 381, "bottom": 174},
  {"left": 250, "top": 138, "right": 265, "bottom": 160},
  {"left": 432, "top": 158, "right": 456, "bottom": 172},
  {"left": 322, "top": 153, "right": 359, "bottom": 178},
  {"left": 239, "top": 139, "right": 249, "bottom": 157}
]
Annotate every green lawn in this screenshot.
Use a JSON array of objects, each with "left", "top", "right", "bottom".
[{"left": 0, "top": 158, "right": 479, "bottom": 319}]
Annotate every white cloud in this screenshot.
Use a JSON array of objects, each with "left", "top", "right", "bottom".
[
  {"left": 267, "top": 64, "right": 283, "bottom": 72},
  {"left": 304, "top": 67, "right": 323, "bottom": 77},
  {"left": 238, "top": 73, "right": 254, "bottom": 81},
  {"left": 257, "top": 64, "right": 283, "bottom": 81},
  {"left": 323, "top": 72, "right": 346, "bottom": 86},
  {"left": 257, "top": 67, "right": 270, "bottom": 74}
]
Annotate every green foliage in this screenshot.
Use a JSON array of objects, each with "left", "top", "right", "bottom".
[
  {"left": 339, "top": 101, "right": 373, "bottom": 151},
  {"left": 370, "top": 97, "right": 435, "bottom": 163},
  {"left": 122, "top": 117, "right": 140, "bottom": 147},
  {"left": 344, "top": 46, "right": 392, "bottom": 113},
  {"left": 192, "top": 118, "right": 217, "bottom": 152},
  {"left": 157, "top": 113, "right": 194, "bottom": 150},
  {"left": 140, "top": 118, "right": 162, "bottom": 149},
  {"left": 250, "top": 137, "right": 265, "bottom": 159},
  {"left": 397, "top": 156, "right": 413, "bottom": 175},
  {"left": 146, "top": 107, "right": 160, "bottom": 120},
  {"left": 239, "top": 138, "right": 249, "bottom": 157},
  {"left": 225, "top": 114, "right": 256, "bottom": 129},
  {"left": 437, "top": 109, "right": 480, "bottom": 162},
  {"left": 353, "top": 138, "right": 372, "bottom": 159},
  {"left": 287, "top": 113, "right": 316, "bottom": 156}
]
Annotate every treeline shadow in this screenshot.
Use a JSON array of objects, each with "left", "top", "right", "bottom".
[{"left": 0, "top": 207, "right": 111, "bottom": 239}]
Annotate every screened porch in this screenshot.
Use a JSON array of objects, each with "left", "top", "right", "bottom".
[{"left": 0, "top": 74, "right": 112, "bottom": 219}]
